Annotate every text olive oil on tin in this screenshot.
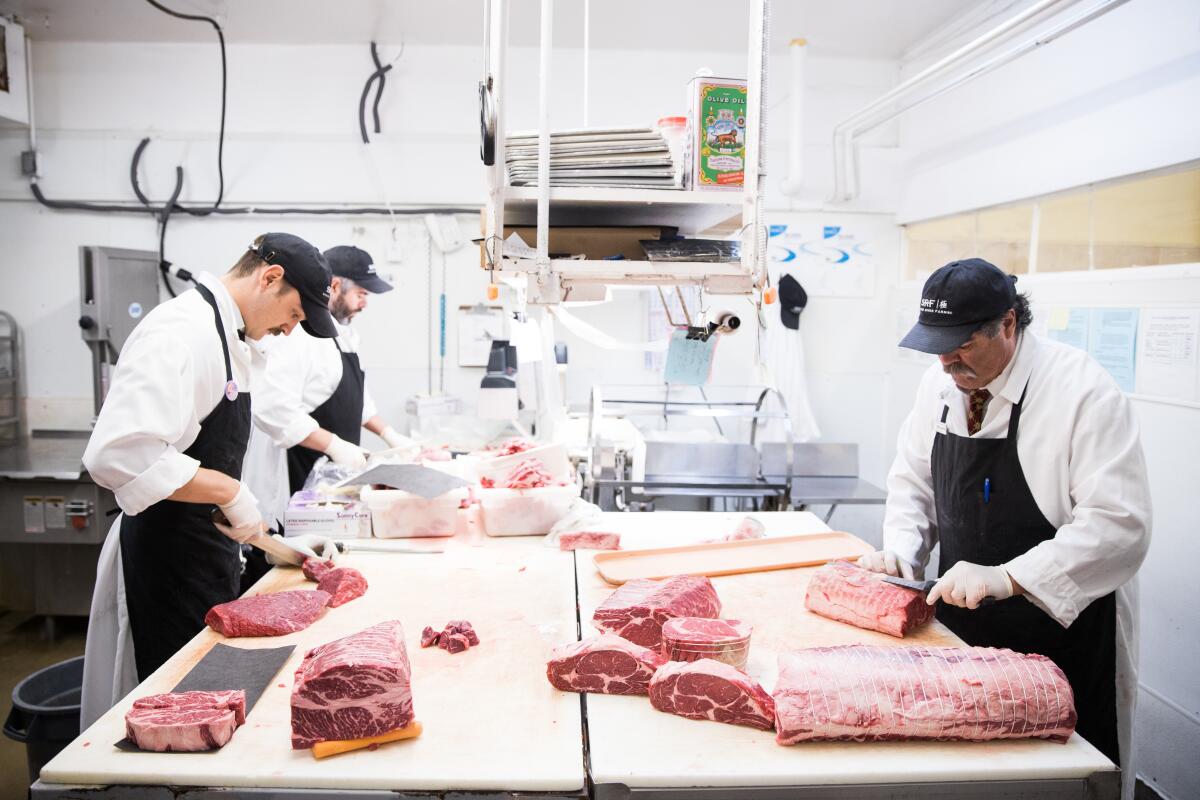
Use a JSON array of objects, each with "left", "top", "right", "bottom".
[{"left": 688, "top": 77, "right": 747, "bottom": 190}]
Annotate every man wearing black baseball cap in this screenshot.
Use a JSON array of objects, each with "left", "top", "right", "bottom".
[
  {"left": 857, "top": 257, "right": 1151, "bottom": 784},
  {"left": 81, "top": 232, "right": 338, "bottom": 727},
  {"left": 245, "top": 244, "right": 410, "bottom": 559}
]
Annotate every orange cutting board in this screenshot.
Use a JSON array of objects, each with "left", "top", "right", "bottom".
[{"left": 592, "top": 531, "right": 874, "bottom": 584}]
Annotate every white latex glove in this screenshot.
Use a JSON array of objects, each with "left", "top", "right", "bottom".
[
  {"left": 266, "top": 533, "right": 338, "bottom": 566},
  {"left": 379, "top": 426, "right": 413, "bottom": 449},
  {"left": 856, "top": 549, "right": 915, "bottom": 580},
  {"left": 214, "top": 483, "right": 264, "bottom": 544},
  {"left": 324, "top": 434, "right": 368, "bottom": 471},
  {"left": 927, "top": 561, "right": 1014, "bottom": 609}
]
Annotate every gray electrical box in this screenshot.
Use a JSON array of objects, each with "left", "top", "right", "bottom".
[{"left": 78, "top": 246, "right": 161, "bottom": 415}]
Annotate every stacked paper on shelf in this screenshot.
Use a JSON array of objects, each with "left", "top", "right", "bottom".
[{"left": 506, "top": 128, "right": 679, "bottom": 189}]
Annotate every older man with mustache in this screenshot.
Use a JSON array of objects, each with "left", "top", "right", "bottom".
[{"left": 858, "top": 258, "right": 1150, "bottom": 797}]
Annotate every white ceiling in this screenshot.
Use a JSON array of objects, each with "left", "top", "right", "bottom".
[{"left": 2, "top": 0, "right": 967, "bottom": 59}]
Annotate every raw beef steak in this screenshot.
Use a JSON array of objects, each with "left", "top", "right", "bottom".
[
  {"left": 546, "top": 633, "right": 667, "bottom": 695},
  {"left": 660, "top": 617, "right": 752, "bottom": 668},
  {"left": 649, "top": 658, "right": 775, "bottom": 731},
  {"left": 291, "top": 620, "right": 414, "bottom": 749},
  {"left": 125, "top": 690, "right": 247, "bottom": 752},
  {"left": 773, "top": 645, "right": 1077, "bottom": 745},
  {"left": 592, "top": 576, "right": 721, "bottom": 648},
  {"left": 804, "top": 560, "right": 935, "bottom": 638},
  {"left": 558, "top": 531, "right": 621, "bottom": 551},
  {"left": 316, "top": 566, "right": 368, "bottom": 607},
  {"left": 302, "top": 557, "right": 334, "bottom": 582},
  {"left": 205, "top": 590, "right": 331, "bottom": 638}
]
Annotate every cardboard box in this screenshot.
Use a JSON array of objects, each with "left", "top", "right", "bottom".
[
  {"left": 284, "top": 492, "right": 372, "bottom": 539},
  {"left": 687, "top": 77, "right": 747, "bottom": 191},
  {"left": 478, "top": 224, "right": 678, "bottom": 265}
]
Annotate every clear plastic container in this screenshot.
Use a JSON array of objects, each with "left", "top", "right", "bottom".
[
  {"left": 361, "top": 486, "right": 468, "bottom": 538},
  {"left": 656, "top": 115, "right": 688, "bottom": 188},
  {"left": 661, "top": 618, "right": 752, "bottom": 670},
  {"left": 477, "top": 484, "right": 579, "bottom": 536},
  {"left": 475, "top": 442, "right": 571, "bottom": 486}
]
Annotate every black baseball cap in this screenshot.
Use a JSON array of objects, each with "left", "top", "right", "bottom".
[
  {"left": 250, "top": 233, "right": 337, "bottom": 338},
  {"left": 323, "top": 246, "right": 393, "bottom": 294},
  {"left": 778, "top": 273, "right": 808, "bottom": 330},
  {"left": 899, "top": 258, "right": 1018, "bottom": 354}
]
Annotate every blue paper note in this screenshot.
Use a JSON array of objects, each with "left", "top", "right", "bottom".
[
  {"left": 1047, "top": 308, "right": 1091, "bottom": 351},
  {"left": 663, "top": 329, "right": 716, "bottom": 385},
  {"left": 1088, "top": 308, "right": 1139, "bottom": 392}
]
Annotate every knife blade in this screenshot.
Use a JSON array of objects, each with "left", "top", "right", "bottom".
[
  {"left": 879, "top": 574, "right": 996, "bottom": 606},
  {"left": 334, "top": 540, "right": 446, "bottom": 555}
]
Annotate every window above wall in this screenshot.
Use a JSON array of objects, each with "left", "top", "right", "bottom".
[{"left": 902, "top": 164, "right": 1200, "bottom": 280}]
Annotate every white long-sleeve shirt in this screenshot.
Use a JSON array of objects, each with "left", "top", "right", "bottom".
[
  {"left": 82, "top": 273, "right": 264, "bottom": 516},
  {"left": 250, "top": 322, "right": 378, "bottom": 449},
  {"left": 883, "top": 331, "right": 1152, "bottom": 628}
]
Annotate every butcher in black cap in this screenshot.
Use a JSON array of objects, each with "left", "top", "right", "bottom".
[
  {"left": 243, "top": 244, "right": 411, "bottom": 584},
  {"left": 856, "top": 257, "right": 1151, "bottom": 784},
  {"left": 81, "top": 232, "right": 337, "bottom": 726}
]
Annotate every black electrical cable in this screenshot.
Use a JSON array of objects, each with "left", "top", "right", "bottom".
[
  {"left": 157, "top": 166, "right": 185, "bottom": 298},
  {"left": 358, "top": 64, "right": 392, "bottom": 144},
  {"left": 142, "top": 0, "right": 226, "bottom": 214},
  {"left": 370, "top": 42, "right": 386, "bottom": 134}
]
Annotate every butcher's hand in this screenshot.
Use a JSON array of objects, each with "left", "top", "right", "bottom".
[
  {"left": 324, "top": 434, "right": 369, "bottom": 471},
  {"left": 265, "top": 533, "right": 338, "bottom": 566},
  {"left": 214, "top": 482, "right": 265, "bottom": 544},
  {"left": 379, "top": 426, "right": 414, "bottom": 450},
  {"left": 927, "top": 561, "right": 1014, "bottom": 609},
  {"left": 856, "top": 550, "right": 915, "bottom": 580}
]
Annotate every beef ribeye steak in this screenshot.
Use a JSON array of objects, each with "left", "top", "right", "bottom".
[
  {"left": 546, "top": 633, "right": 666, "bottom": 695},
  {"left": 592, "top": 576, "right": 721, "bottom": 648},
  {"left": 125, "top": 689, "right": 247, "bottom": 752},
  {"left": 290, "top": 620, "right": 414, "bottom": 748}
]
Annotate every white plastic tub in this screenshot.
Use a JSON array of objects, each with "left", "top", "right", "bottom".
[
  {"left": 477, "top": 484, "right": 578, "bottom": 536},
  {"left": 361, "top": 486, "right": 468, "bottom": 538},
  {"left": 476, "top": 442, "right": 571, "bottom": 485}
]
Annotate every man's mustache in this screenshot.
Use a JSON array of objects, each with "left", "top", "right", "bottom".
[{"left": 944, "top": 363, "right": 977, "bottom": 378}]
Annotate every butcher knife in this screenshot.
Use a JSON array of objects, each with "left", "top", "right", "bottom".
[
  {"left": 879, "top": 575, "right": 997, "bottom": 606},
  {"left": 334, "top": 540, "right": 445, "bottom": 555},
  {"left": 210, "top": 509, "right": 307, "bottom": 566}
]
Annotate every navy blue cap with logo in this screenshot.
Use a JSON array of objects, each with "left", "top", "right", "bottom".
[
  {"left": 250, "top": 233, "right": 338, "bottom": 339},
  {"left": 323, "top": 246, "right": 394, "bottom": 294},
  {"left": 899, "top": 258, "right": 1018, "bottom": 355}
]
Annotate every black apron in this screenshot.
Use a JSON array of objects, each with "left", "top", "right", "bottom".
[
  {"left": 285, "top": 338, "right": 365, "bottom": 495},
  {"left": 931, "top": 381, "right": 1119, "bottom": 763},
  {"left": 120, "top": 283, "right": 251, "bottom": 682}
]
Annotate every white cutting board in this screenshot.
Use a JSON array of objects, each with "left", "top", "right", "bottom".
[
  {"left": 574, "top": 515, "right": 1116, "bottom": 788},
  {"left": 41, "top": 539, "right": 585, "bottom": 792}
]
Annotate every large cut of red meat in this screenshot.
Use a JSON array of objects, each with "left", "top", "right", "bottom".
[
  {"left": 592, "top": 576, "right": 721, "bottom": 648},
  {"left": 290, "top": 620, "right": 414, "bottom": 749},
  {"left": 648, "top": 658, "right": 775, "bottom": 731},
  {"left": 316, "top": 567, "right": 368, "bottom": 607},
  {"left": 205, "top": 590, "right": 331, "bottom": 638},
  {"left": 803, "top": 560, "right": 935, "bottom": 638},
  {"left": 125, "top": 690, "right": 247, "bottom": 752},
  {"left": 773, "top": 645, "right": 1077, "bottom": 745},
  {"left": 546, "top": 633, "right": 667, "bottom": 695}
]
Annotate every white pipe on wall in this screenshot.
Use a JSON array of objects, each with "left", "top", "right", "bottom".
[
  {"left": 780, "top": 37, "right": 807, "bottom": 197},
  {"left": 831, "top": 0, "right": 1084, "bottom": 202}
]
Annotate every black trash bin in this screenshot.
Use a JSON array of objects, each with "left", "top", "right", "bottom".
[{"left": 4, "top": 656, "right": 84, "bottom": 789}]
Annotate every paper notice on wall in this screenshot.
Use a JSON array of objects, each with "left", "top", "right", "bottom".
[
  {"left": 663, "top": 330, "right": 717, "bottom": 385},
  {"left": 23, "top": 497, "right": 45, "bottom": 534},
  {"left": 1087, "top": 308, "right": 1139, "bottom": 393},
  {"left": 767, "top": 221, "right": 876, "bottom": 298},
  {"left": 1135, "top": 308, "right": 1199, "bottom": 402},
  {"left": 457, "top": 306, "right": 505, "bottom": 367}
]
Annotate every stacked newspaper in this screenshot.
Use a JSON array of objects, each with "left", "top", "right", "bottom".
[{"left": 506, "top": 127, "right": 678, "bottom": 189}]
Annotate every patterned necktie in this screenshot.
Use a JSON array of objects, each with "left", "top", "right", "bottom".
[{"left": 967, "top": 389, "right": 991, "bottom": 436}]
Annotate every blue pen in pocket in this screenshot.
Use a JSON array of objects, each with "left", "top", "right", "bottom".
[{"left": 984, "top": 478, "right": 991, "bottom": 504}]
